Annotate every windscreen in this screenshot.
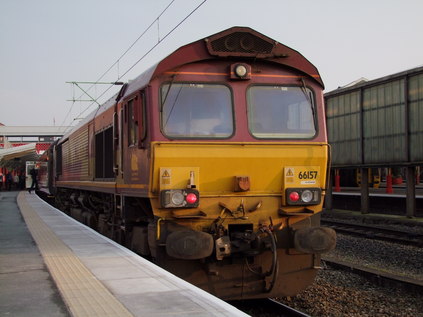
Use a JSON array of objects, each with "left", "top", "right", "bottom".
[
  {"left": 247, "top": 85, "right": 316, "bottom": 139},
  {"left": 161, "top": 83, "right": 233, "bottom": 138}
]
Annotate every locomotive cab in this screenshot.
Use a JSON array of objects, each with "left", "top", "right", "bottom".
[{"left": 141, "top": 28, "right": 335, "bottom": 298}]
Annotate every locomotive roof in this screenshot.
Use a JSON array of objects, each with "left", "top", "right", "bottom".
[
  {"left": 122, "top": 26, "right": 324, "bottom": 100},
  {"left": 59, "top": 27, "right": 323, "bottom": 143}
]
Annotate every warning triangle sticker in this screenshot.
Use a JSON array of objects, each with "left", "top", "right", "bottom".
[
  {"left": 286, "top": 168, "right": 294, "bottom": 177},
  {"left": 162, "top": 170, "right": 170, "bottom": 177}
]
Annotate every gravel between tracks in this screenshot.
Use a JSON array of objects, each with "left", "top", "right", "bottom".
[
  {"left": 277, "top": 233, "right": 423, "bottom": 317},
  {"left": 279, "top": 267, "right": 422, "bottom": 317},
  {"left": 326, "top": 233, "right": 423, "bottom": 281}
]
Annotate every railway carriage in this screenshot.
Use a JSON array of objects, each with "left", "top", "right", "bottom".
[{"left": 49, "top": 27, "right": 336, "bottom": 300}]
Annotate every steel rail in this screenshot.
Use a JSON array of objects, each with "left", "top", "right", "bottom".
[
  {"left": 322, "top": 258, "right": 423, "bottom": 293},
  {"left": 321, "top": 219, "right": 423, "bottom": 247}
]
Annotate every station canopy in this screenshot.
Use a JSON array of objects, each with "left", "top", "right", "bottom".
[
  {"left": 0, "top": 125, "right": 69, "bottom": 169},
  {"left": 0, "top": 143, "right": 40, "bottom": 168}
]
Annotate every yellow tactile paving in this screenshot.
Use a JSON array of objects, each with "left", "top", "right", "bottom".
[{"left": 17, "top": 192, "right": 133, "bottom": 317}]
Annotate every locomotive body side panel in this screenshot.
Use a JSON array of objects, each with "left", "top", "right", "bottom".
[
  {"left": 56, "top": 105, "right": 117, "bottom": 192},
  {"left": 59, "top": 125, "right": 89, "bottom": 181}
]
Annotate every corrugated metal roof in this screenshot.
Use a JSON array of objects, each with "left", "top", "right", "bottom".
[
  {"left": 325, "top": 65, "right": 423, "bottom": 97},
  {"left": 0, "top": 143, "right": 39, "bottom": 165}
]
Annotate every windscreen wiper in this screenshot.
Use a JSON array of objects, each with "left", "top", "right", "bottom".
[{"left": 300, "top": 78, "right": 316, "bottom": 121}]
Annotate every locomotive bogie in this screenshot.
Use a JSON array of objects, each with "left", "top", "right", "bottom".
[{"left": 157, "top": 247, "right": 320, "bottom": 299}]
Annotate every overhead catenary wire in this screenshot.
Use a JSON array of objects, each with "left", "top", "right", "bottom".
[
  {"left": 88, "top": 0, "right": 177, "bottom": 91},
  {"left": 63, "top": 0, "right": 208, "bottom": 130},
  {"left": 118, "top": 0, "right": 208, "bottom": 82},
  {"left": 60, "top": 0, "right": 178, "bottom": 128}
]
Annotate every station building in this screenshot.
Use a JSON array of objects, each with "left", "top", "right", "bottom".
[{"left": 0, "top": 124, "right": 70, "bottom": 188}]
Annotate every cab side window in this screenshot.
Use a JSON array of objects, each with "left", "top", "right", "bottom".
[{"left": 127, "top": 99, "right": 138, "bottom": 146}]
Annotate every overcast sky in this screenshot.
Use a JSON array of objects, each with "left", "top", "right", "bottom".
[{"left": 1, "top": 0, "right": 422, "bottom": 127}]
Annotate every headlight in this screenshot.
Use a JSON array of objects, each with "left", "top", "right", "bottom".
[
  {"left": 230, "top": 63, "right": 251, "bottom": 80},
  {"left": 301, "top": 190, "right": 313, "bottom": 203},
  {"left": 286, "top": 188, "right": 321, "bottom": 206},
  {"left": 235, "top": 64, "right": 248, "bottom": 77},
  {"left": 171, "top": 191, "right": 185, "bottom": 205},
  {"left": 160, "top": 189, "right": 200, "bottom": 208}
]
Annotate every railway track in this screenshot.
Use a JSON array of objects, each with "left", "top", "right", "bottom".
[
  {"left": 228, "top": 298, "right": 311, "bottom": 317},
  {"left": 322, "top": 258, "right": 423, "bottom": 293},
  {"left": 321, "top": 219, "right": 423, "bottom": 246},
  {"left": 277, "top": 257, "right": 423, "bottom": 316}
]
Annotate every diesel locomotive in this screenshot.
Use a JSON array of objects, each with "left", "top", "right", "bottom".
[{"left": 46, "top": 27, "right": 336, "bottom": 300}]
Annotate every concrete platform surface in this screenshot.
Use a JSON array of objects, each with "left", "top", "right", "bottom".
[
  {"left": 2, "top": 191, "right": 248, "bottom": 317},
  {"left": 0, "top": 191, "right": 69, "bottom": 317}
]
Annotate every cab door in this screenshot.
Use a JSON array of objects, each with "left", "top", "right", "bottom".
[{"left": 121, "top": 91, "right": 146, "bottom": 189}]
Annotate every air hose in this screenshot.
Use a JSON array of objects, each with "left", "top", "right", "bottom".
[{"left": 245, "top": 227, "right": 279, "bottom": 293}]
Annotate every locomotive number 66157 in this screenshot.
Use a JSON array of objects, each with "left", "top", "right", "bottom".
[{"left": 47, "top": 26, "right": 336, "bottom": 300}]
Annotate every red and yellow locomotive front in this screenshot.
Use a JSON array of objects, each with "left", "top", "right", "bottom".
[
  {"left": 136, "top": 29, "right": 336, "bottom": 299},
  {"left": 52, "top": 27, "right": 335, "bottom": 300}
]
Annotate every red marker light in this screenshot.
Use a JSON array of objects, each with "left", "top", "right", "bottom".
[
  {"left": 289, "top": 191, "right": 300, "bottom": 202},
  {"left": 186, "top": 193, "right": 198, "bottom": 204}
]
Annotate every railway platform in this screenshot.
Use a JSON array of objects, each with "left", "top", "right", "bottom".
[
  {"left": 327, "top": 184, "right": 423, "bottom": 218},
  {"left": 323, "top": 208, "right": 423, "bottom": 226},
  {"left": 0, "top": 191, "right": 248, "bottom": 317},
  {"left": 331, "top": 185, "right": 423, "bottom": 199}
]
